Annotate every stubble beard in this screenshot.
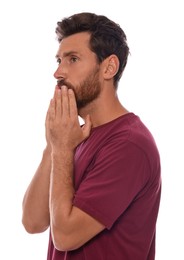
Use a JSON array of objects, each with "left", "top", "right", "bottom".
[{"left": 57, "top": 67, "right": 101, "bottom": 110}]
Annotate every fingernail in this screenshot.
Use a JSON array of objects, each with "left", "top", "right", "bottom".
[{"left": 61, "top": 85, "right": 67, "bottom": 91}]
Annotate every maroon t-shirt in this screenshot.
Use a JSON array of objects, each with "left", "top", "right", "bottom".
[{"left": 47, "top": 113, "right": 161, "bottom": 260}]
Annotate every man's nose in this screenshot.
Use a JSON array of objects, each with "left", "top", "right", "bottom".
[{"left": 53, "top": 63, "right": 66, "bottom": 79}]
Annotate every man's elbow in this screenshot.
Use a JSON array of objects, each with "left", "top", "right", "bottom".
[
  {"left": 22, "top": 216, "right": 49, "bottom": 234},
  {"left": 52, "top": 230, "right": 83, "bottom": 252}
]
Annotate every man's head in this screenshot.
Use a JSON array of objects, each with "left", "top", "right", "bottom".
[{"left": 56, "top": 12, "right": 129, "bottom": 89}]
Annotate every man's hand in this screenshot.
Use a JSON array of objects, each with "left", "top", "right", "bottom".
[
  {"left": 46, "top": 86, "right": 92, "bottom": 152},
  {"left": 46, "top": 86, "right": 105, "bottom": 251}
]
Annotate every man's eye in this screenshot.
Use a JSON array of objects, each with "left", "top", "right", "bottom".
[{"left": 70, "top": 56, "right": 78, "bottom": 63}]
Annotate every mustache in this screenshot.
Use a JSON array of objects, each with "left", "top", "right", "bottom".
[{"left": 57, "top": 80, "right": 73, "bottom": 90}]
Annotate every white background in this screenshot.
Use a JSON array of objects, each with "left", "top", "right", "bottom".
[{"left": 0, "top": 0, "right": 183, "bottom": 259}]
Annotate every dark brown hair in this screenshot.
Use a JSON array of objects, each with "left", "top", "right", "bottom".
[{"left": 56, "top": 12, "right": 129, "bottom": 88}]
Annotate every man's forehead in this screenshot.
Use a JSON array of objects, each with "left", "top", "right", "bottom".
[{"left": 56, "top": 33, "right": 91, "bottom": 57}]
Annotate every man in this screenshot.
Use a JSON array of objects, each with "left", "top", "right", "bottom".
[{"left": 22, "top": 12, "right": 161, "bottom": 260}]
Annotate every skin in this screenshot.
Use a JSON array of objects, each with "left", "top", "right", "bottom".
[{"left": 22, "top": 32, "right": 129, "bottom": 251}]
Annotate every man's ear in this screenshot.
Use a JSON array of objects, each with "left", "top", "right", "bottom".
[{"left": 103, "top": 55, "right": 119, "bottom": 80}]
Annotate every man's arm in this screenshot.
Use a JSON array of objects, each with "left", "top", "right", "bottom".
[
  {"left": 50, "top": 149, "right": 105, "bottom": 252},
  {"left": 47, "top": 86, "right": 105, "bottom": 251},
  {"left": 22, "top": 146, "right": 51, "bottom": 233},
  {"left": 22, "top": 91, "right": 58, "bottom": 233}
]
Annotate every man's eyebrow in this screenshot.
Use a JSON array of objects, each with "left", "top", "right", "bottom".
[{"left": 55, "top": 51, "right": 79, "bottom": 59}]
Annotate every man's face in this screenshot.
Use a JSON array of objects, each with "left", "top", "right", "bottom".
[{"left": 54, "top": 32, "right": 102, "bottom": 109}]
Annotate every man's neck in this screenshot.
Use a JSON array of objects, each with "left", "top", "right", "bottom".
[{"left": 79, "top": 94, "right": 129, "bottom": 128}]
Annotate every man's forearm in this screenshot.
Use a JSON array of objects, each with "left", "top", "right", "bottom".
[
  {"left": 49, "top": 148, "right": 75, "bottom": 250},
  {"left": 22, "top": 146, "right": 51, "bottom": 233}
]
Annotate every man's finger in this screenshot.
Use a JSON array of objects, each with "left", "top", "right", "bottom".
[
  {"left": 61, "top": 86, "right": 70, "bottom": 117},
  {"left": 49, "top": 99, "right": 55, "bottom": 120},
  {"left": 82, "top": 115, "right": 92, "bottom": 139},
  {"left": 68, "top": 88, "right": 78, "bottom": 118},
  {"left": 55, "top": 89, "right": 62, "bottom": 116}
]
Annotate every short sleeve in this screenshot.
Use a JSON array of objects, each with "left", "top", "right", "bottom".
[{"left": 73, "top": 139, "right": 150, "bottom": 229}]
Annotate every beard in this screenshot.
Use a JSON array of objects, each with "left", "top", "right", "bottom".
[{"left": 57, "top": 67, "right": 101, "bottom": 109}]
